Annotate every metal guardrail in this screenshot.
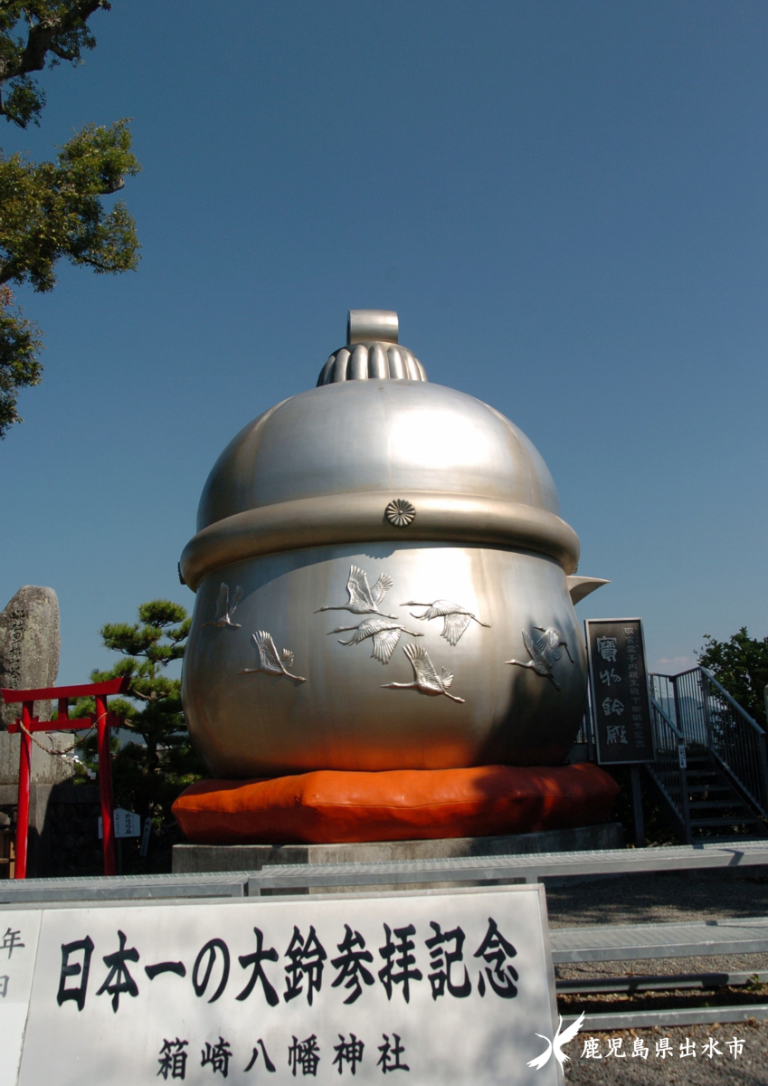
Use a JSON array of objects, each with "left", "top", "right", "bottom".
[
  {"left": 3, "top": 841, "right": 768, "bottom": 904},
  {"left": 555, "top": 915, "right": 768, "bottom": 1031},
  {"left": 245, "top": 841, "right": 768, "bottom": 894},
  {"left": 550, "top": 915, "right": 768, "bottom": 963},
  {"left": 649, "top": 666, "right": 768, "bottom": 837},
  {"left": 0, "top": 870, "right": 250, "bottom": 903},
  {"left": 701, "top": 667, "right": 768, "bottom": 818},
  {"left": 646, "top": 692, "right": 692, "bottom": 841},
  {"left": 564, "top": 1004, "right": 768, "bottom": 1031},
  {"left": 558, "top": 969, "right": 768, "bottom": 995}
]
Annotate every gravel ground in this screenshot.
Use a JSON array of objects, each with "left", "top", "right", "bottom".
[
  {"left": 564, "top": 1022, "right": 767, "bottom": 1085},
  {"left": 542, "top": 867, "right": 768, "bottom": 1084},
  {"left": 545, "top": 867, "right": 768, "bottom": 929}
]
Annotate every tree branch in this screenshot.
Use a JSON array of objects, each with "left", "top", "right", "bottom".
[
  {"left": 0, "top": 2, "right": 108, "bottom": 84},
  {"left": 18, "top": 2, "right": 107, "bottom": 77},
  {"left": 0, "top": 263, "right": 22, "bottom": 287},
  {"left": 47, "top": 43, "right": 82, "bottom": 63}
]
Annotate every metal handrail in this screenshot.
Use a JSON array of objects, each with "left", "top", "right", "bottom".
[
  {"left": 649, "top": 695, "right": 684, "bottom": 740},
  {"left": 649, "top": 666, "right": 768, "bottom": 831},
  {"left": 701, "top": 667, "right": 765, "bottom": 736},
  {"left": 646, "top": 692, "right": 691, "bottom": 843}
]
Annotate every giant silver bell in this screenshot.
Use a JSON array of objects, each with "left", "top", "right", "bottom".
[{"left": 180, "top": 310, "right": 606, "bottom": 778}]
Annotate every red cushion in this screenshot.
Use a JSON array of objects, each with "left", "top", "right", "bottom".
[{"left": 172, "top": 763, "right": 618, "bottom": 845}]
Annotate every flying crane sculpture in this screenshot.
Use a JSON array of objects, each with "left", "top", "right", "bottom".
[
  {"left": 382, "top": 644, "right": 465, "bottom": 703},
  {"left": 202, "top": 583, "right": 243, "bottom": 629},
  {"left": 316, "top": 566, "right": 397, "bottom": 619},
  {"left": 239, "top": 631, "right": 306, "bottom": 683},
  {"left": 330, "top": 618, "right": 424, "bottom": 665},
  {"left": 402, "top": 598, "right": 491, "bottom": 646}
]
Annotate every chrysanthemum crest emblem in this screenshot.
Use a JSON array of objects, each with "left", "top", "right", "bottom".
[{"left": 385, "top": 498, "right": 416, "bottom": 528}]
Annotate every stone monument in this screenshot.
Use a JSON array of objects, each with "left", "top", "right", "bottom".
[
  {"left": 0, "top": 585, "right": 61, "bottom": 728},
  {"left": 0, "top": 586, "right": 74, "bottom": 876}
]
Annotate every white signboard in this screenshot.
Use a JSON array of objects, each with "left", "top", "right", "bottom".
[
  {"left": 0, "top": 911, "right": 42, "bottom": 1086},
  {"left": 7, "top": 886, "right": 562, "bottom": 1085}
]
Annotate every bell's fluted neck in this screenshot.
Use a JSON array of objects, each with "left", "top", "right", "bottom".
[{"left": 317, "top": 309, "right": 428, "bottom": 385}]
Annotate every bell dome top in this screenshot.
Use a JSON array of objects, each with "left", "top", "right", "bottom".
[
  {"left": 180, "top": 310, "right": 580, "bottom": 590},
  {"left": 317, "top": 310, "right": 427, "bottom": 385}
]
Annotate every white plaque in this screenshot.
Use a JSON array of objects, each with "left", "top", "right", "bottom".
[
  {"left": 99, "top": 809, "right": 142, "bottom": 839},
  {"left": 0, "top": 910, "right": 42, "bottom": 1086},
  {"left": 15, "top": 886, "right": 561, "bottom": 1085}
]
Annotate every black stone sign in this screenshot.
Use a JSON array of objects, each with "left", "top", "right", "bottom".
[{"left": 585, "top": 618, "right": 655, "bottom": 765}]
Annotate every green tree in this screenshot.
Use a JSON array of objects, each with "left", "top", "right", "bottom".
[
  {"left": 697, "top": 627, "right": 768, "bottom": 729},
  {"left": 0, "top": 1, "right": 140, "bottom": 437},
  {"left": 0, "top": 282, "right": 41, "bottom": 433},
  {"left": 77, "top": 601, "right": 205, "bottom": 860}
]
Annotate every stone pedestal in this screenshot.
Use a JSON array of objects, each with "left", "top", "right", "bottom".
[{"left": 172, "top": 821, "right": 624, "bottom": 881}]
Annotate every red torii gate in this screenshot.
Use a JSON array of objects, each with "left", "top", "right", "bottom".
[{"left": 1, "top": 676, "right": 129, "bottom": 878}]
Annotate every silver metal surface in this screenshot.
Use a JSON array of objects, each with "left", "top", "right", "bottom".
[
  {"left": 566, "top": 575, "right": 610, "bottom": 604},
  {"left": 318, "top": 343, "right": 426, "bottom": 384},
  {"left": 348, "top": 308, "right": 399, "bottom": 344},
  {"left": 183, "top": 544, "right": 588, "bottom": 775},
  {"left": 181, "top": 310, "right": 605, "bottom": 777},
  {"left": 190, "top": 380, "right": 563, "bottom": 543},
  {"left": 181, "top": 489, "right": 580, "bottom": 590}
]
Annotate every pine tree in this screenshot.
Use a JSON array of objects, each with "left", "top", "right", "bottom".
[
  {"left": 76, "top": 600, "right": 205, "bottom": 865},
  {"left": 0, "top": 2, "right": 140, "bottom": 436}
]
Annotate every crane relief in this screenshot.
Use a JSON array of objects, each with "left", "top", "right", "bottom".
[
  {"left": 382, "top": 644, "right": 465, "bottom": 703},
  {"left": 506, "top": 627, "right": 574, "bottom": 690},
  {"left": 239, "top": 630, "right": 306, "bottom": 683},
  {"left": 202, "top": 583, "right": 244, "bottom": 629},
  {"left": 402, "top": 599, "right": 491, "bottom": 646},
  {"left": 329, "top": 618, "right": 423, "bottom": 665},
  {"left": 316, "top": 566, "right": 397, "bottom": 619}
]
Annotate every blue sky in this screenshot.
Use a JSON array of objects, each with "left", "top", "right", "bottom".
[{"left": 1, "top": 1, "right": 766, "bottom": 683}]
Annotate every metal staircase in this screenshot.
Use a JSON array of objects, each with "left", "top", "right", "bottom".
[{"left": 646, "top": 667, "right": 768, "bottom": 844}]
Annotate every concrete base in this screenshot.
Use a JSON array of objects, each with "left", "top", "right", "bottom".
[{"left": 172, "top": 821, "right": 624, "bottom": 875}]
